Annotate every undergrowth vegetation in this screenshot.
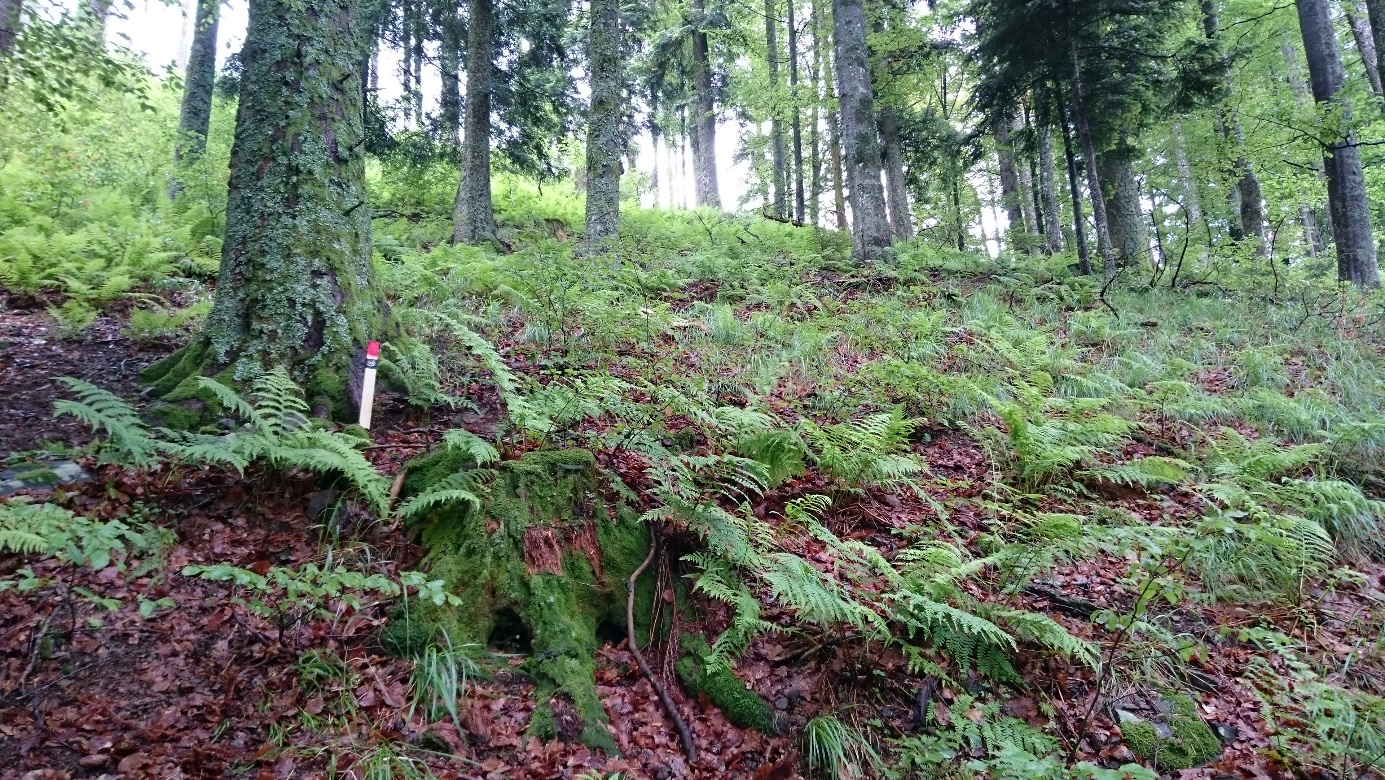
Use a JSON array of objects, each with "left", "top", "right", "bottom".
[{"left": 4, "top": 77, "right": 1385, "bottom": 779}]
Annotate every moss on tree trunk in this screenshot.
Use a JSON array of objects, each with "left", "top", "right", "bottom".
[
  {"left": 144, "top": 0, "right": 389, "bottom": 418},
  {"left": 382, "top": 449, "right": 655, "bottom": 753}
]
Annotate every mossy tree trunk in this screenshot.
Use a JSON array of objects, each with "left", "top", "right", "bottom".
[
  {"left": 832, "top": 0, "right": 892, "bottom": 263},
  {"left": 0, "top": 0, "right": 23, "bottom": 57},
  {"left": 143, "top": 0, "right": 387, "bottom": 418},
  {"left": 691, "top": 0, "right": 722, "bottom": 210},
  {"left": 387, "top": 449, "right": 655, "bottom": 752}
]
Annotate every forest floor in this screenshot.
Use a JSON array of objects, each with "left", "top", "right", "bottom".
[{"left": 3, "top": 264, "right": 1385, "bottom": 780}]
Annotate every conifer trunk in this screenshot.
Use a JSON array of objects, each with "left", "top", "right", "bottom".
[
  {"left": 832, "top": 0, "right": 891, "bottom": 261},
  {"left": 1297, "top": 0, "right": 1381, "bottom": 287},
  {"left": 1055, "top": 87, "right": 1091, "bottom": 274},
  {"left": 453, "top": 0, "right": 497, "bottom": 244},
  {"left": 1067, "top": 45, "right": 1115, "bottom": 279},
  {"left": 171, "top": 0, "right": 219, "bottom": 192},
  {"left": 691, "top": 0, "right": 722, "bottom": 210},
  {"left": 1015, "top": 116, "right": 1040, "bottom": 253},
  {"left": 147, "top": 0, "right": 385, "bottom": 416},
  {"left": 1038, "top": 123, "right": 1064, "bottom": 254},
  {"left": 1365, "top": 0, "right": 1385, "bottom": 92},
  {"left": 439, "top": 5, "right": 462, "bottom": 149},
  {"left": 584, "top": 0, "right": 623, "bottom": 249},
  {"left": 994, "top": 115, "right": 1025, "bottom": 247},
  {"left": 880, "top": 106, "right": 913, "bottom": 239},
  {"left": 1097, "top": 148, "right": 1148, "bottom": 268}
]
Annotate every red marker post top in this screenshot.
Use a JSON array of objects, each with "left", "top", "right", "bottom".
[{"left": 365, "top": 341, "right": 380, "bottom": 367}]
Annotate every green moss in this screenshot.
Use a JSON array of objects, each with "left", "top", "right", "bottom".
[
  {"left": 141, "top": 339, "right": 209, "bottom": 398},
  {"left": 386, "top": 448, "right": 649, "bottom": 753},
  {"left": 1124, "top": 695, "right": 1221, "bottom": 770},
  {"left": 676, "top": 634, "right": 778, "bottom": 733},
  {"left": 149, "top": 401, "right": 204, "bottom": 431}
]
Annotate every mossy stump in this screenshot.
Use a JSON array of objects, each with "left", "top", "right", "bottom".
[
  {"left": 1119, "top": 694, "right": 1221, "bottom": 771},
  {"left": 383, "top": 448, "right": 653, "bottom": 753}
]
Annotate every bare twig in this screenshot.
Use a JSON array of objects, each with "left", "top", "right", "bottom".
[{"left": 628, "top": 531, "right": 697, "bottom": 763}]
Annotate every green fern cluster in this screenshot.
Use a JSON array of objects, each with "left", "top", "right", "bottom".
[
  {"left": 54, "top": 370, "right": 391, "bottom": 516},
  {"left": 803, "top": 407, "right": 926, "bottom": 494}
]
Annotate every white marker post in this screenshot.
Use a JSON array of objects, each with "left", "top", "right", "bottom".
[{"left": 359, "top": 341, "right": 380, "bottom": 430}]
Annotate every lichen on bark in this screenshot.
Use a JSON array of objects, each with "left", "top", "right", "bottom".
[
  {"left": 382, "top": 448, "right": 654, "bottom": 753},
  {"left": 145, "top": 0, "right": 388, "bottom": 417}
]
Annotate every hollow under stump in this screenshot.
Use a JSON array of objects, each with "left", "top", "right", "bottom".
[{"left": 381, "top": 448, "right": 654, "bottom": 753}]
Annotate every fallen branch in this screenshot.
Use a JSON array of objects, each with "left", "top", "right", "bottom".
[{"left": 628, "top": 532, "right": 697, "bottom": 763}]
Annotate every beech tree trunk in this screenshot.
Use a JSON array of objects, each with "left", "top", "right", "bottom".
[
  {"left": 691, "top": 0, "right": 722, "bottom": 210},
  {"left": 824, "top": 7, "right": 846, "bottom": 231},
  {"left": 880, "top": 106, "right": 913, "bottom": 240},
  {"left": 766, "top": 0, "right": 787, "bottom": 217},
  {"left": 1297, "top": 0, "right": 1381, "bottom": 287},
  {"left": 1068, "top": 44, "right": 1115, "bottom": 278},
  {"left": 1014, "top": 116, "right": 1040, "bottom": 253},
  {"left": 0, "top": 0, "right": 23, "bottom": 56},
  {"left": 1365, "top": 0, "right": 1385, "bottom": 94},
  {"left": 832, "top": 0, "right": 891, "bottom": 261},
  {"left": 172, "top": 0, "right": 219, "bottom": 180},
  {"left": 584, "top": 0, "right": 623, "bottom": 249},
  {"left": 1203, "top": 0, "right": 1266, "bottom": 253},
  {"left": 1097, "top": 150, "right": 1148, "bottom": 267},
  {"left": 147, "top": 0, "right": 385, "bottom": 416},
  {"left": 809, "top": 0, "right": 823, "bottom": 226},
  {"left": 453, "top": 0, "right": 497, "bottom": 244},
  {"left": 1171, "top": 123, "right": 1206, "bottom": 257},
  {"left": 1345, "top": 0, "right": 1384, "bottom": 95},
  {"left": 1038, "top": 123, "right": 1064, "bottom": 254},
  {"left": 788, "top": 0, "right": 805, "bottom": 222}
]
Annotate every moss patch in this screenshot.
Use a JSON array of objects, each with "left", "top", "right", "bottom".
[
  {"left": 1122, "top": 695, "right": 1221, "bottom": 770},
  {"left": 676, "top": 633, "right": 778, "bottom": 734},
  {"left": 383, "top": 448, "right": 653, "bottom": 753}
]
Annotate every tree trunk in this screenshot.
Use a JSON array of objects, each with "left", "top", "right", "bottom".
[
  {"left": 146, "top": 0, "right": 385, "bottom": 416},
  {"left": 172, "top": 0, "right": 219, "bottom": 184},
  {"left": 766, "top": 0, "right": 787, "bottom": 217},
  {"left": 1365, "top": 0, "right": 1385, "bottom": 94},
  {"left": 1170, "top": 122, "right": 1206, "bottom": 258},
  {"left": 1055, "top": 86, "right": 1091, "bottom": 274},
  {"left": 1038, "top": 122, "right": 1064, "bottom": 254},
  {"left": 832, "top": 0, "right": 891, "bottom": 261},
  {"left": 879, "top": 106, "right": 913, "bottom": 240},
  {"left": 1202, "top": 0, "right": 1266, "bottom": 254},
  {"left": 788, "top": 0, "right": 805, "bottom": 223},
  {"left": 584, "top": 0, "right": 623, "bottom": 249},
  {"left": 1068, "top": 44, "right": 1115, "bottom": 279},
  {"left": 1297, "top": 0, "right": 1381, "bottom": 286},
  {"left": 1346, "top": 0, "right": 1384, "bottom": 95},
  {"left": 809, "top": 0, "right": 823, "bottom": 226},
  {"left": 81, "top": 0, "right": 111, "bottom": 39},
  {"left": 1097, "top": 149, "right": 1148, "bottom": 268},
  {"left": 401, "top": 0, "right": 413, "bottom": 127},
  {"left": 453, "top": 0, "right": 496, "bottom": 244},
  {"left": 993, "top": 115, "right": 1025, "bottom": 247},
  {"left": 0, "top": 0, "right": 23, "bottom": 56},
  {"left": 824, "top": 4, "right": 846, "bottom": 231},
  {"left": 691, "top": 0, "right": 721, "bottom": 210},
  {"left": 1014, "top": 116, "right": 1040, "bottom": 253},
  {"left": 439, "top": 5, "right": 462, "bottom": 149}
]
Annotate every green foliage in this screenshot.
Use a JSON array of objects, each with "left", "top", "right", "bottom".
[
  {"left": 408, "top": 634, "right": 481, "bottom": 731},
  {"left": 1120, "top": 696, "right": 1221, "bottom": 770},
  {"left": 803, "top": 407, "right": 926, "bottom": 494},
  {"left": 802, "top": 714, "right": 880, "bottom": 780}
]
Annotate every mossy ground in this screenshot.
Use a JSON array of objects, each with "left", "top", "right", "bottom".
[
  {"left": 383, "top": 448, "right": 654, "bottom": 752},
  {"left": 676, "top": 633, "right": 778, "bottom": 734},
  {"left": 1122, "top": 695, "right": 1222, "bottom": 770}
]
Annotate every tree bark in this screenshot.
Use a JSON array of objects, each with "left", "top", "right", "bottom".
[
  {"left": 880, "top": 106, "right": 913, "bottom": 239},
  {"left": 154, "top": 0, "right": 384, "bottom": 415},
  {"left": 993, "top": 115, "right": 1025, "bottom": 247},
  {"left": 824, "top": 4, "right": 846, "bottom": 231},
  {"left": 1365, "top": 0, "right": 1385, "bottom": 95},
  {"left": 1038, "top": 122, "right": 1064, "bottom": 254},
  {"left": 439, "top": 4, "right": 462, "bottom": 149},
  {"left": 766, "top": 0, "right": 787, "bottom": 217},
  {"left": 788, "top": 0, "right": 805, "bottom": 223},
  {"left": 1170, "top": 122, "right": 1206, "bottom": 257},
  {"left": 584, "top": 0, "right": 623, "bottom": 249},
  {"left": 1346, "top": 0, "right": 1383, "bottom": 95},
  {"left": 1297, "top": 0, "right": 1381, "bottom": 286},
  {"left": 1202, "top": 0, "right": 1266, "bottom": 254},
  {"left": 1014, "top": 115, "right": 1040, "bottom": 253},
  {"left": 1055, "top": 86, "right": 1091, "bottom": 274},
  {"left": 0, "top": 0, "right": 22, "bottom": 56},
  {"left": 1067, "top": 46, "right": 1114, "bottom": 278},
  {"left": 1096, "top": 149, "right": 1148, "bottom": 267},
  {"left": 173, "top": 0, "right": 219, "bottom": 176},
  {"left": 832, "top": 0, "right": 891, "bottom": 261},
  {"left": 691, "top": 0, "right": 721, "bottom": 209},
  {"left": 453, "top": 0, "right": 497, "bottom": 244},
  {"left": 808, "top": 0, "right": 823, "bottom": 226}
]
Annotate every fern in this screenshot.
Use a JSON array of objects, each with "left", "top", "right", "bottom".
[
  {"left": 53, "top": 377, "right": 160, "bottom": 466},
  {"left": 803, "top": 406, "right": 925, "bottom": 493},
  {"left": 1083, "top": 455, "right": 1192, "bottom": 489}
]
